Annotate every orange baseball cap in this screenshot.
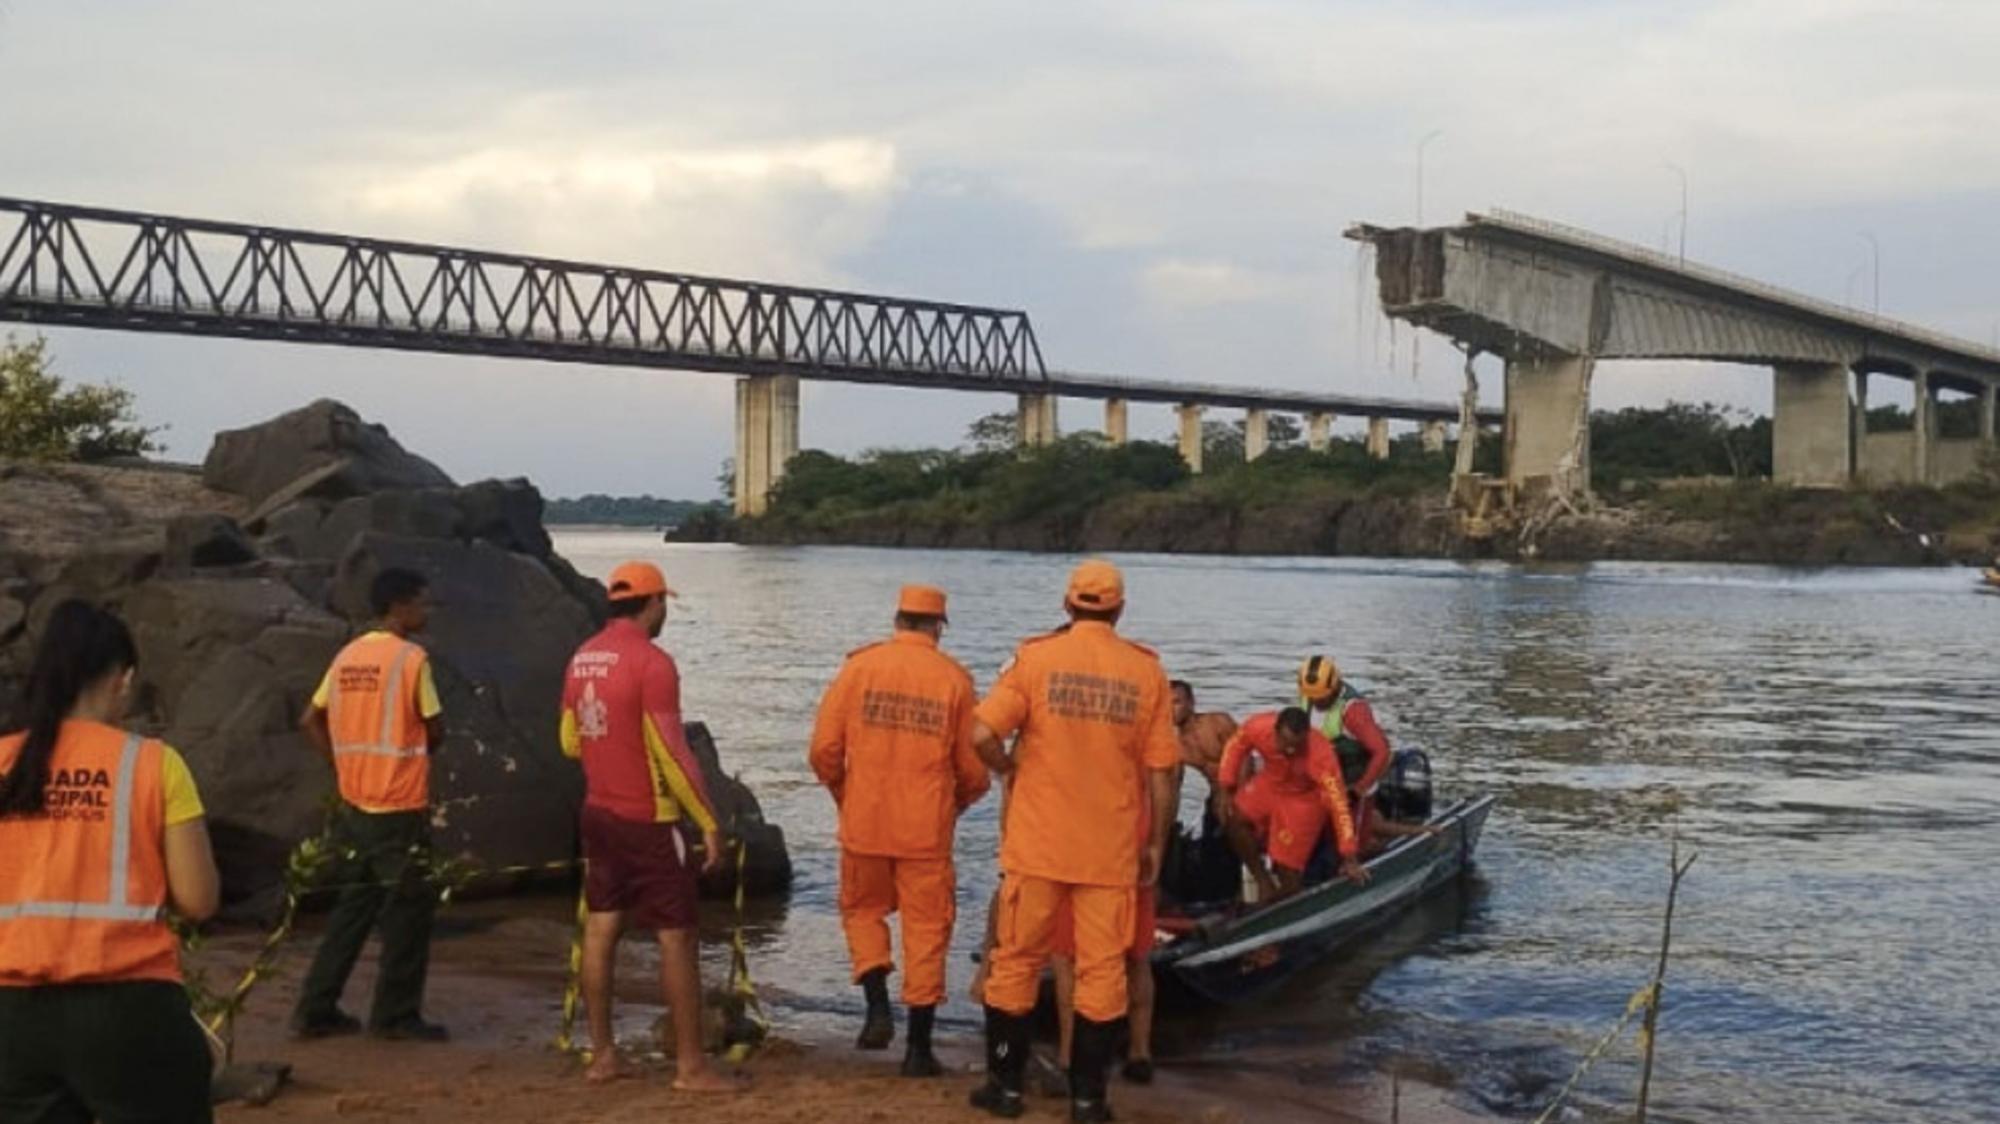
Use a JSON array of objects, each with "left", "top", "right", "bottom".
[
  {"left": 1064, "top": 559, "right": 1125, "bottom": 612},
  {"left": 897, "top": 584, "right": 949, "bottom": 620},
  {"left": 605, "top": 561, "right": 676, "bottom": 602}
]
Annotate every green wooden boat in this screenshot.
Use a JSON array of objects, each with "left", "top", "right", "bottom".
[{"left": 1151, "top": 794, "right": 1497, "bottom": 1006}]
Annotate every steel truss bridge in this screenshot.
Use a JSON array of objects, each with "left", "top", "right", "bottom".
[{"left": 0, "top": 195, "right": 1485, "bottom": 422}]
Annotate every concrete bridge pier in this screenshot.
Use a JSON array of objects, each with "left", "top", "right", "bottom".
[
  {"left": 1245, "top": 408, "right": 1270, "bottom": 462},
  {"left": 1772, "top": 362, "right": 1853, "bottom": 487},
  {"left": 1177, "top": 404, "right": 1205, "bottom": 474},
  {"left": 1504, "top": 355, "right": 1593, "bottom": 493},
  {"left": 1982, "top": 384, "right": 1998, "bottom": 444},
  {"left": 1914, "top": 371, "right": 1934, "bottom": 485},
  {"left": 1018, "top": 393, "right": 1058, "bottom": 447},
  {"left": 1420, "top": 419, "right": 1447, "bottom": 454},
  {"left": 1365, "top": 417, "right": 1391, "bottom": 460},
  {"left": 1103, "top": 398, "right": 1128, "bottom": 446},
  {"left": 1307, "top": 412, "right": 1333, "bottom": 452},
  {"left": 733, "top": 374, "right": 800, "bottom": 517}
]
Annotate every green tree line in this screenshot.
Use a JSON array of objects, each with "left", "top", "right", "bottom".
[
  {"left": 756, "top": 400, "right": 1805, "bottom": 531},
  {"left": 544, "top": 494, "right": 726, "bottom": 526}
]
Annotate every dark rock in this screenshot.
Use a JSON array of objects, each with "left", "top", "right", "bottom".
[
  {"left": 3, "top": 401, "right": 790, "bottom": 908},
  {"left": 457, "top": 479, "right": 554, "bottom": 560},
  {"left": 0, "top": 596, "right": 23, "bottom": 644},
  {"left": 687, "top": 722, "right": 792, "bottom": 897},
  {"left": 165, "top": 514, "right": 258, "bottom": 570},
  {"left": 51, "top": 529, "right": 166, "bottom": 597},
  {"left": 252, "top": 501, "right": 327, "bottom": 558},
  {"left": 204, "top": 400, "right": 453, "bottom": 510},
  {"left": 315, "top": 491, "right": 465, "bottom": 560}
]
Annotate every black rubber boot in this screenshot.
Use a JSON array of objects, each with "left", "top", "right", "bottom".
[
  {"left": 856, "top": 967, "right": 894, "bottom": 1050},
  {"left": 900, "top": 1005, "right": 942, "bottom": 1078},
  {"left": 968, "top": 1006, "right": 1029, "bottom": 1118},
  {"left": 1068, "top": 1016, "right": 1118, "bottom": 1123}
]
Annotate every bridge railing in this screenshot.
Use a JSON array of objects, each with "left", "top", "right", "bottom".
[{"left": 0, "top": 197, "right": 1047, "bottom": 383}]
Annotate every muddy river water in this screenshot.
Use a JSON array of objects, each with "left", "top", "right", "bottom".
[{"left": 549, "top": 533, "right": 2000, "bottom": 1123}]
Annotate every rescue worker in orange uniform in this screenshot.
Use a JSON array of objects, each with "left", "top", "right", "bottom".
[
  {"left": 560, "top": 561, "right": 741, "bottom": 1094},
  {"left": 808, "top": 584, "right": 989, "bottom": 1077},
  {"left": 1047, "top": 782, "right": 1158, "bottom": 1092},
  {"left": 968, "top": 560, "right": 1180, "bottom": 1123},
  {"left": 1, "top": 600, "right": 221, "bottom": 1121},
  {"left": 293, "top": 568, "right": 450, "bottom": 1042},
  {"left": 1217, "top": 708, "right": 1368, "bottom": 902}
]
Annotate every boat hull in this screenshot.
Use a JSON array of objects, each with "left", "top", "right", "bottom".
[{"left": 1152, "top": 794, "right": 1496, "bottom": 1006}]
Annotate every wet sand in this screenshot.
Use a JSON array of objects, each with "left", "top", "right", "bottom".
[{"left": 196, "top": 902, "right": 1481, "bottom": 1124}]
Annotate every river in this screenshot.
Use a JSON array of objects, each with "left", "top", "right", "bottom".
[{"left": 551, "top": 532, "right": 2000, "bottom": 1123}]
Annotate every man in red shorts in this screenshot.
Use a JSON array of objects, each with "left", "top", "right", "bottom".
[
  {"left": 1049, "top": 791, "right": 1159, "bottom": 1089},
  {"left": 1217, "top": 707, "right": 1368, "bottom": 902},
  {"left": 559, "top": 561, "right": 743, "bottom": 1093}
]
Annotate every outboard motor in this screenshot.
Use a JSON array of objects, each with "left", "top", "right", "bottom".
[{"left": 1375, "top": 748, "right": 1433, "bottom": 822}]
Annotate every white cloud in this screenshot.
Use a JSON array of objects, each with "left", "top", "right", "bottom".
[
  {"left": 7, "top": 0, "right": 2000, "bottom": 494},
  {"left": 1140, "top": 258, "right": 1285, "bottom": 308}
]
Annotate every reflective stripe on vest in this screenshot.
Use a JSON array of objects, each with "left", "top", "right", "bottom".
[
  {"left": 1302, "top": 688, "right": 1370, "bottom": 783},
  {"left": 331, "top": 641, "right": 422, "bottom": 759},
  {"left": 0, "top": 734, "right": 160, "bottom": 924}
]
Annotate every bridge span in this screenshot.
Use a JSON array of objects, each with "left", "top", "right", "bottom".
[
  {"left": 1, "top": 196, "right": 1487, "bottom": 515},
  {"left": 1349, "top": 210, "right": 2000, "bottom": 496}
]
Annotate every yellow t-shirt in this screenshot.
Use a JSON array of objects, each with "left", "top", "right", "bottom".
[
  {"left": 310, "top": 631, "right": 443, "bottom": 719},
  {"left": 159, "top": 744, "right": 204, "bottom": 827}
]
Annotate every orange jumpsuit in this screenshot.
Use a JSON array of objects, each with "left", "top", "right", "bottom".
[
  {"left": 1219, "top": 711, "right": 1360, "bottom": 872},
  {"left": 976, "top": 622, "right": 1180, "bottom": 1023},
  {"left": 809, "top": 630, "right": 988, "bottom": 1006}
]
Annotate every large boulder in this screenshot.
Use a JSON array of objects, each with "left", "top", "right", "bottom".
[
  {"left": 203, "top": 399, "right": 453, "bottom": 511},
  {"left": 1, "top": 402, "right": 790, "bottom": 910}
]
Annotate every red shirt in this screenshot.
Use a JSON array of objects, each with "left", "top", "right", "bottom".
[
  {"left": 560, "top": 619, "right": 717, "bottom": 830},
  {"left": 1218, "top": 710, "right": 1360, "bottom": 859}
]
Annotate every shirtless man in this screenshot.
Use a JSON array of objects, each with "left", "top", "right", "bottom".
[{"left": 1169, "top": 680, "right": 1236, "bottom": 811}]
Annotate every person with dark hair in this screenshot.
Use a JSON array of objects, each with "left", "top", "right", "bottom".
[
  {"left": 1, "top": 599, "right": 220, "bottom": 1122},
  {"left": 1169, "top": 680, "right": 1237, "bottom": 807},
  {"left": 292, "top": 567, "right": 450, "bottom": 1042},
  {"left": 1217, "top": 707, "right": 1368, "bottom": 903},
  {"left": 560, "top": 561, "right": 742, "bottom": 1093},
  {"left": 808, "top": 585, "right": 988, "bottom": 1076},
  {"left": 968, "top": 560, "right": 1180, "bottom": 1123}
]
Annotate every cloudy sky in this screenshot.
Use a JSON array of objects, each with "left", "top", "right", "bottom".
[{"left": 4, "top": 0, "right": 1997, "bottom": 498}]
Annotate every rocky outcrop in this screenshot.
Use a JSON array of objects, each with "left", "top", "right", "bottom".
[
  {"left": 1, "top": 405, "right": 789, "bottom": 911},
  {"left": 203, "top": 399, "right": 453, "bottom": 511}
]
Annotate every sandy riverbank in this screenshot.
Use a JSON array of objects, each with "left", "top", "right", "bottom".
[{"left": 194, "top": 901, "right": 1481, "bottom": 1124}]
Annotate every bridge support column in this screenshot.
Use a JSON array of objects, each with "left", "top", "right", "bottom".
[
  {"left": 1981, "top": 383, "right": 1997, "bottom": 444},
  {"left": 1914, "top": 371, "right": 1934, "bottom": 485},
  {"left": 1244, "top": 409, "right": 1270, "bottom": 462},
  {"left": 733, "top": 374, "right": 800, "bottom": 518},
  {"left": 1852, "top": 371, "right": 1870, "bottom": 480},
  {"left": 1420, "top": 419, "right": 1447, "bottom": 453},
  {"left": 1103, "top": 399, "right": 1129, "bottom": 446},
  {"left": 1018, "top": 393, "right": 1058, "bottom": 447},
  {"left": 1307, "top": 412, "right": 1333, "bottom": 452},
  {"left": 1772, "top": 362, "right": 1853, "bottom": 487},
  {"left": 1504, "top": 355, "right": 1593, "bottom": 495},
  {"left": 1177, "top": 404, "right": 1205, "bottom": 474},
  {"left": 1365, "top": 417, "right": 1391, "bottom": 460}
]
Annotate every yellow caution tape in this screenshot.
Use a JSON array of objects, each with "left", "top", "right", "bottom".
[
  {"left": 554, "top": 881, "right": 590, "bottom": 1057},
  {"left": 1528, "top": 982, "right": 1660, "bottom": 1124},
  {"left": 723, "top": 839, "right": 769, "bottom": 1063}
]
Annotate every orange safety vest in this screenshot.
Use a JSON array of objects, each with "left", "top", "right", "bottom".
[
  {"left": 0, "top": 721, "right": 180, "bottom": 985},
  {"left": 327, "top": 633, "right": 432, "bottom": 812}
]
